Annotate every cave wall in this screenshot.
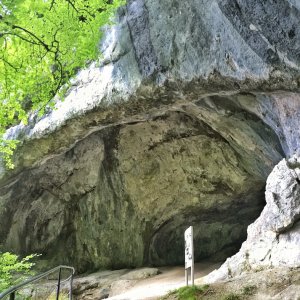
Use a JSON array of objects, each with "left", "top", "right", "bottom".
[
  {"left": 0, "top": 95, "right": 286, "bottom": 272},
  {"left": 1, "top": 0, "right": 300, "bottom": 272}
]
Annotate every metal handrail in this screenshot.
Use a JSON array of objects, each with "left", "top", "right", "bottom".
[{"left": 0, "top": 265, "right": 75, "bottom": 300}]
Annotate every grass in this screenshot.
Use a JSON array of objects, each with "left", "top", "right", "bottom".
[
  {"left": 162, "top": 285, "right": 209, "bottom": 300},
  {"left": 242, "top": 285, "right": 257, "bottom": 296},
  {"left": 161, "top": 283, "right": 258, "bottom": 300},
  {"left": 46, "top": 292, "right": 69, "bottom": 300},
  {"left": 221, "top": 285, "right": 257, "bottom": 300},
  {"left": 221, "top": 293, "right": 241, "bottom": 300}
]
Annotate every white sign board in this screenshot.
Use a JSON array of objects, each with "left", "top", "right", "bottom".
[{"left": 184, "top": 226, "right": 194, "bottom": 269}]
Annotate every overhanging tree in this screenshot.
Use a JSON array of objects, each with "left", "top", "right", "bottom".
[{"left": 0, "top": 0, "right": 124, "bottom": 168}]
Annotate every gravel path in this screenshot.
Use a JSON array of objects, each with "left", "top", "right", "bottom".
[{"left": 107, "top": 261, "right": 222, "bottom": 300}]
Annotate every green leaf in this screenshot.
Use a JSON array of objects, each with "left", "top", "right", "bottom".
[
  {"left": 0, "top": 0, "right": 124, "bottom": 167},
  {"left": 0, "top": 252, "right": 39, "bottom": 291}
]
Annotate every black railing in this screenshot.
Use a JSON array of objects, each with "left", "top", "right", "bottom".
[{"left": 0, "top": 265, "right": 75, "bottom": 300}]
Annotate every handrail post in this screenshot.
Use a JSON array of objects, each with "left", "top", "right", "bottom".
[
  {"left": 0, "top": 265, "right": 75, "bottom": 300},
  {"left": 56, "top": 267, "right": 62, "bottom": 300},
  {"left": 69, "top": 270, "right": 73, "bottom": 300}
]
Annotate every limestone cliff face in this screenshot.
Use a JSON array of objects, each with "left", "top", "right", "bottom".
[
  {"left": 204, "top": 157, "right": 300, "bottom": 283},
  {"left": 0, "top": 0, "right": 300, "bottom": 272}
]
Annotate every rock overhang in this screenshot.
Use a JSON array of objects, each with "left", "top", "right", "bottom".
[
  {"left": 0, "top": 94, "right": 287, "bottom": 271},
  {"left": 0, "top": 0, "right": 300, "bottom": 272}
]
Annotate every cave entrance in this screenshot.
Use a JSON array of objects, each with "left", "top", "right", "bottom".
[
  {"left": 118, "top": 94, "right": 284, "bottom": 269},
  {"left": 148, "top": 189, "right": 266, "bottom": 266}
]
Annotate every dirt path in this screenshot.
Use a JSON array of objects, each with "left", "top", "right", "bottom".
[{"left": 107, "top": 261, "right": 222, "bottom": 300}]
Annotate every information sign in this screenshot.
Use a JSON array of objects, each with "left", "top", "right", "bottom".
[{"left": 184, "top": 226, "right": 194, "bottom": 286}]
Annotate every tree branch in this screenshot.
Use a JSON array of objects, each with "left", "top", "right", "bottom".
[
  {"left": 0, "top": 57, "right": 20, "bottom": 71},
  {"left": 12, "top": 25, "right": 50, "bottom": 51},
  {"left": 1, "top": 32, "right": 40, "bottom": 46}
]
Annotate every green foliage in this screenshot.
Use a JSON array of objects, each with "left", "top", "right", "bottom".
[
  {"left": 46, "top": 292, "right": 69, "bottom": 300},
  {"left": 0, "top": 139, "right": 18, "bottom": 169},
  {"left": 222, "top": 292, "right": 241, "bottom": 300},
  {"left": 0, "top": 0, "right": 124, "bottom": 167},
  {"left": 0, "top": 252, "right": 38, "bottom": 291},
  {"left": 164, "top": 285, "right": 209, "bottom": 300},
  {"left": 242, "top": 285, "right": 257, "bottom": 296}
]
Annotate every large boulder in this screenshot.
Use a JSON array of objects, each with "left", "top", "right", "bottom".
[{"left": 204, "top": 156, "right": 300, "bottom": 282}]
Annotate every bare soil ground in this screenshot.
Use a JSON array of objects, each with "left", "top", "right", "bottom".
[
  {"left": 107, "top": 261, "right": 222, "bottom": 300},
  {"left": 69, "top": 262, "right": 299, "bottom": 299},
  {"left": 107, "top": 265, "right": 300, "bottom": 300}
]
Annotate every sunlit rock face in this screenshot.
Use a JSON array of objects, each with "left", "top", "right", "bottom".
[
  {"left": 204, "top": 157, "right": 300, "bottom": 283},
  {"left": 2, "top": 0, "right": 300, "bottom": 179},
  {"left": 0, "top": 0, "right": 300, "bottom": 272}
]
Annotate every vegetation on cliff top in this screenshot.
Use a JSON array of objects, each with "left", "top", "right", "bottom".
[{"left": 0, "top": 0, "right": 124, "bottom": 168}]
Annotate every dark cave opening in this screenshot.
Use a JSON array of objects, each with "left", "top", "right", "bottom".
[{"left": 147, "top": 189, "right": 266, "bottom": 267}]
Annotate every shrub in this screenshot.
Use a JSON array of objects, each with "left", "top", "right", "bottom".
[
  {"left": 0, "top": 252, "right": 38, "bottom": 291},
  {"left": 222, "top": 292, "right": 241, "bottom": 300},
  {"left": 242, "top": 285, "right": 257, "bottom": 296}
]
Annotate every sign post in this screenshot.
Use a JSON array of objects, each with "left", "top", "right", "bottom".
[{"left": 184, "top": 226, "right": 194, "bottom": 286}]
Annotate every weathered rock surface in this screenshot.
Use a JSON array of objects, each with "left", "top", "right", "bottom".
[
  {"left": 2, "top": 0, "right": 300, "bottom": 179},
  {"left": 0, "top": 100, "right": 284, "bottom": 271},
  {"left": 204, "top": 157, "right": 300, "bottom": 282},
  {"left": 195, "top": 267, "right": 300, "bottom": 300},
  {"left": 0, "top": 0, "right": 300, "bottom": 274},
  {"left": 71, "top": 267, "right": 159, "bottom": 300}
]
